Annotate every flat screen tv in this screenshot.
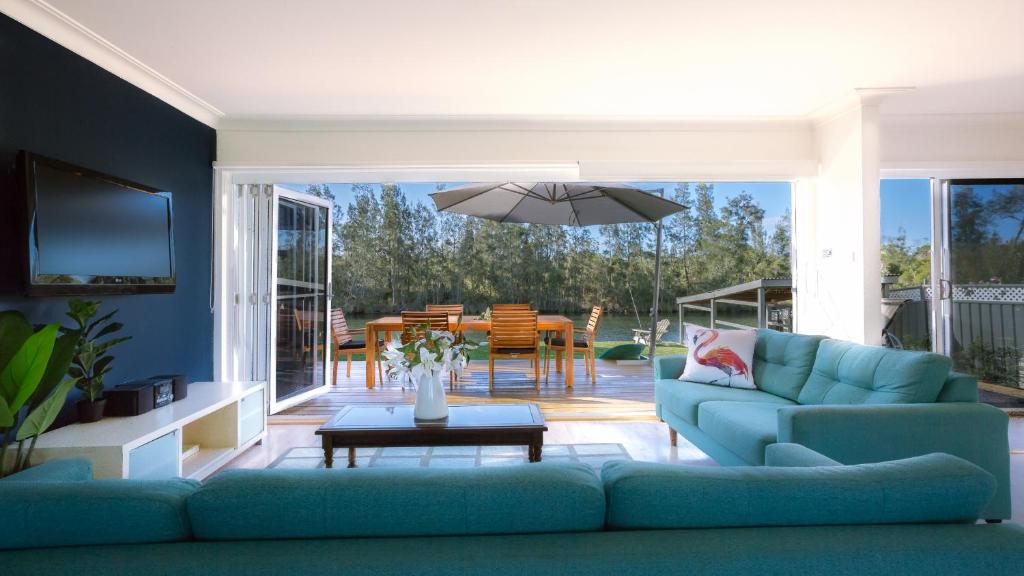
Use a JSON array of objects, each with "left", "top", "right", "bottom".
[{"left": 13, "top": 151, "right": 175, "bottom": 295}]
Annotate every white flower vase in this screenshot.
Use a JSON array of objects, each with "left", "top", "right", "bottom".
[{"left": 414, "top": 371, "right": 449, "bottom": 420}]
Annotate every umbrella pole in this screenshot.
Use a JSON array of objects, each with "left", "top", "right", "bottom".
[{"left": 649, "top": 219, "right": 663, "bottom": 360}]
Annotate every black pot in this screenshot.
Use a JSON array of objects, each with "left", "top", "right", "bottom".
[{"left": 77, "top": 398, "right": 106, "bottom": 423}]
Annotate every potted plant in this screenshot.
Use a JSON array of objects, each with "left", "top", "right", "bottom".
[
  {"left": 0, "top": 311, "right": 78, "bottom": 477},
  {"left": 65, "top": 299, "right": 131, "bottom": 423},
  {"left": 381, "top": 318, "right": 476, "bottom": 420}
]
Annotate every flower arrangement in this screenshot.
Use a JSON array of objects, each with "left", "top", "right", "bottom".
[{"left": 382, "top": 318, "right": 478, "bottom": 388}]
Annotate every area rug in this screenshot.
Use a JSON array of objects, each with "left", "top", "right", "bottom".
[{"left": 268, "top": 443, "right": 631, "bottom": 469}]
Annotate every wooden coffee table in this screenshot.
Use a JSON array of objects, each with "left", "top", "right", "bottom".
[{"left": 316, "top": 404, "right": 547, "bottom": 468}]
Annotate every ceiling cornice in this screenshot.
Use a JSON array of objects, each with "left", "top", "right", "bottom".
[
  {"left": 216, "top": 114, "right": 814, "bottom": 133},
  {"left": 1, "top": 0, "right": 223, "bottom": 127}
]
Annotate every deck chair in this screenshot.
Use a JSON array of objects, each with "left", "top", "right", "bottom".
[
  {"left": 330, "top": 309, "right": 384, "bottom": 385},
  {"left": 426, "top": 304, "right": 465, "bottom": 317},
  {"left": 489, "top": 309, "right": 540, "bottom": 391},
  {"left": 545, "top": 305, "right": 601, "bottom": 385},
  {"left": 633, "top": 318, "right": 670, "bottom": 348}
]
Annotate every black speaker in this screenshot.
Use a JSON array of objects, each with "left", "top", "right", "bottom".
[
  {"left": 151, "top": 374, "right": 188, "bottom": 402},
  {"left": 105, "top": 382, "right": 155, "bottom": 417}
]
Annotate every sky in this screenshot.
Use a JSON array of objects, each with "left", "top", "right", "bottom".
[
  {"left": 285, "top": 180, "right": 794, "bottom": 231},
  {"left": 880, "top": 179, "right": 931, "bottom": 246},
  {"left": 284, "top": 179, "right": 935, "bottom": 246}
]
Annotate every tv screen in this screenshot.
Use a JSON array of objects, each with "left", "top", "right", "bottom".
[{"left": 21, "top": 152, "right": 175, "bottom": 295}]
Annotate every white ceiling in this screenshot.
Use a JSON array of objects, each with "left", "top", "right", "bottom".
[{"left": 37, "top": 0, "right": 1024, "bottom": 120}]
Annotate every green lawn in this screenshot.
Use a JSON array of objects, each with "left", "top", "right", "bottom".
[{"left": 337, "top": 340, "right": 687, "bottom": 363}]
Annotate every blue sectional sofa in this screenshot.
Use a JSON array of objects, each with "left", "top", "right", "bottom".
[
  {"left": 2, "top": 455, "right": 1023, "bottom": 575},
  {"left": 655, "top": 328, "right": 1012, "bottom": 520}
]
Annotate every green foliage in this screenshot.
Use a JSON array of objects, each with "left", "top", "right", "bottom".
[
  {"left": 327, "top": 182, "right": 792, "bottom": 315},
  {"left": 955, "top": 340, "right": 1020, "bottom": 386},
  {"left": 0, "top": 323, "right": 58, "bottom": 413},
  {"left": 881, "top": 229, "right": 931, "bottom": 287},
  {"left": 66, "top": 299, "right": 131, "bottom": 403},
  {"left": 16, "top": 379, "right": 75, "bottom": 442},
  {"left": 0, "top": 310, "right": 77, "bottom": 477}
]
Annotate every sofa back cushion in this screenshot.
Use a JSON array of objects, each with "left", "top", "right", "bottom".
[
  {"left": 753, "top": 330, "right": 826, "bottom": 400},
  {"left": 937, "top": 371, "right": 979, "bottom": 403},
  {"left": 602, "top": 454, "right": 994, "bottom": 529},
  {"left": 188, "top": 462, "right": 605, "bottom": 541},
  {"left": 0, "top": 478, "right": 199, "bottom": 550},
  {"left": 797, "top": 340, "right": 951, "bottom": 405}
]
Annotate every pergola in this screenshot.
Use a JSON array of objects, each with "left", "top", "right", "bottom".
[{"left": 675, "top": 279, "right": 793, "bottom": 342}]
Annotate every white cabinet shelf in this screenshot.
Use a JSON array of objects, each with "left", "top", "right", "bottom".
[{"left": 32, "top": 381, "right": 266, "bottom": 480}]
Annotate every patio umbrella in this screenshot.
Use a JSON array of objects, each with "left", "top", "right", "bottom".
[{"left": 430, "top": 182, "right": 687, "bottom": 358}]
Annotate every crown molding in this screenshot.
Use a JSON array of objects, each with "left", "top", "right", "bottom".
[
  {"left": 1, "top": 0, "right": 223, "bottom": 127},
  {"left": 809, "top": 87, "right": 915, "bottom": 126},
  {"left": 216, "top": 114, "right": 814, "bottom": 133}
]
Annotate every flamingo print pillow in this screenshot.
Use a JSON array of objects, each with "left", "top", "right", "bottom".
[{"left": 680, "top": 324, "right": 756, "bottom": 389}]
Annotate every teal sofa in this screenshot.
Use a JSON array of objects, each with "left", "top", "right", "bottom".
[
  {"left": 3, "top": 454, "right": 1024, "bottom": 575},
  {"left": 655, "top": 329, "right": 1012, "bottom": 520}
]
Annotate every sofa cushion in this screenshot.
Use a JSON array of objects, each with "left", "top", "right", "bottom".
[
  {"left": 0, "top": 458, "right": 92, "bottom": 482},
  {"left": 680, "top": 324, "right": 757, "bottom": 388},
  {"left": 697, "top": 401, "right": 782, "bottom": 464},
  {"left": 601, "top": 453, "right": 995, "bottom": 529},
  {"left": 937, "top": 371, "right": 979, "bottom": 403},
  {"left": 753, "top": 329, "right": 826, "bottom": 400},
  {"left": 798, "top": 340, "right": 951, "bottom": 405},
  {"left": 188, "top": 463, "right": 605, "bottom": 541},
  {"left": 764, "top": 443, "right": 842, "bottom": 467},
  {"left": 655, "top": 379, "right": 794, "bottom": 426},
  {"left": 0, "top": 478, "right": 199, "bottom": 550}
]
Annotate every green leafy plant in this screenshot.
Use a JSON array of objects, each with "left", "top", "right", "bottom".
[
  {"left": 0, "top": 311, "right": 78, "bottom": 477},
  {"left": 66, "top": 299, "right": 131, "bottom": 404}
]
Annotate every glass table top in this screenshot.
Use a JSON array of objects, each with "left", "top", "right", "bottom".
[{"left": 320, "top": 404, "right": 542, "bottom": 431}]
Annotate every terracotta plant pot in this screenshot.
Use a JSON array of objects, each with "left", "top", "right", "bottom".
[{"left": 77, "top": 398, "right": 106, "bottom": 423}]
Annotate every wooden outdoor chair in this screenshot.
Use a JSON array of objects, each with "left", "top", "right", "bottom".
[
  {"left": 633, "top": 318, "right": 671, "bottom": 348},
  {"left": 491, "top": 303, "right": 531, "bottom": 312},
  {"left": 426, "top": 304, "right": 465, "bottom": 317},
  {"left": 488, "top": 309, "right": 540, "bottom": 391},
  {"left": 400, "top": 311, "right": 450, "bottom": 340},
  {"left": 545, "top": 305, "right": 602, "bottom": 385},
  {"left": 330, "top": 309, "right": 384, "bottom": 385},
  {"left": 488, "top": 304, "right": 534, "bottom": 366},
  {"left": 400, "top": 311, "right": 458, "bottom": 389}
]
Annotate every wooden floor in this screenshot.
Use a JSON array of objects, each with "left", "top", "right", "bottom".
[{"left": 275, "top": 358, "right": 657, "bottom": 422}]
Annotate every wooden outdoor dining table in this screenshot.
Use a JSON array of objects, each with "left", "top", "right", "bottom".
[{"left": 364, "top": 314, "right": 576, "bottom": 389}]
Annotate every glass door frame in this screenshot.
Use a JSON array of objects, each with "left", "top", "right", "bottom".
[{"left": 267, "top": 186, "right": 333, "bottom": 414}]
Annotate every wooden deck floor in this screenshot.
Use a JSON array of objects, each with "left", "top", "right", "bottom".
[{"left": 274, "top": 358, "right": 657, "bottom": 423}]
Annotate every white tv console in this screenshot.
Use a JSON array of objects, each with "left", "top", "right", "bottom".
[{"left": 32, "top": 381, "right": 266, "bottom": 480}]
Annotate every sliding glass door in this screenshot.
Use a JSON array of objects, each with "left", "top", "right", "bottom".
[
  {"left": 940, "top": 180, "right": 1024, "bottom": 389},
  {"left": 268, "top": 187, "right": 332, "bottom": 413}
]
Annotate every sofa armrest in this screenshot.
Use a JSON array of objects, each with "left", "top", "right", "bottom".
[
  {"left": 777, "top": 403, "right": 1010, "bottom": 520},
  {"left": 764, "top": 443, "right": 841, "bottom": 467},
  {"left": 653, "top": 354, "right": 687, "bottom": 380},
  {"left": 1, "top": 459, "right": 93, "bottom": 482}
]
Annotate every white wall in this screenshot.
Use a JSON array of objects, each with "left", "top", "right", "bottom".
[
  {"left": 880, "top": 113, "right": 1024, "bottom": 177},
  {"left": 216, "top": 117, "right": 816, "bottom": 181},
  {"left": 794, "top": 103, "right": 882, "bottom": 344}
]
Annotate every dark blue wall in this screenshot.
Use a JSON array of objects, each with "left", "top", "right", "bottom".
[{"left": 0, "top": 14, "right": 216, "bottom": 414}]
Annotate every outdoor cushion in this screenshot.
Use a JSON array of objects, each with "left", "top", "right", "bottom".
[
  {"left": 681, "top": 324, "right": 757, "bottom": 389},
  {"left": 337, "top": 340, "right": 367, "bottom": 350},
  {"left": 545, "top": 337, "right": 590, "bottom": 348},
  {"left": 697, "top": 401, "right": 782, "bottom": 464},
  {"left": 188, "top": 463, "right": 605, "bottom": 540},
  {"left": 493, "top": 347, "right": 538, "bottom": 355},
  {"left": 798, "top": 340, "right": 951, "bottom": 405},
  {"left": 602, "top": 453, "right": 995, "bottom": 529},
  {"left": 655, "top": 379, "right": 794, "bottom": 426},
  {"left": 753, "top": 329, "right": 826, "bottom": 400},
  {"left": 0, "top": 478, "right": 199, "bottom": 550}
]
